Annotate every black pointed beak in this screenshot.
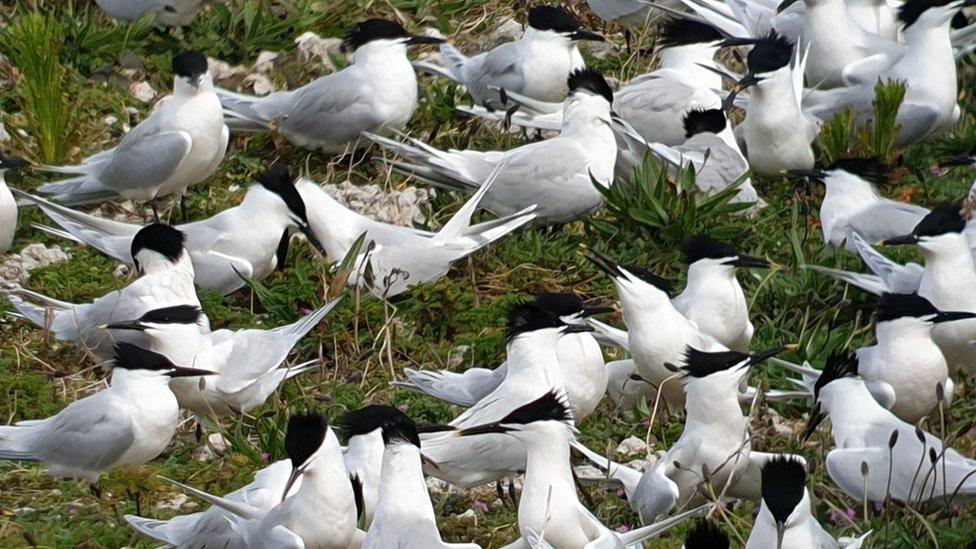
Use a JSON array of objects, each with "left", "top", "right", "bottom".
[
  {"left": 932, "top": 311, "right": 976, "bottom": 324},
  {"left": 281, "top": 465, "right": 305, "bottom": 502},
  {"left": 748, "top": 346, "right": 789, "bottom": 366},
  {"left": 167, "top": 366, "right": 219, "bottom": 378},
  {"left": 801, "top": 402, "right": 827, "bottom": 441},
  {"left": 300, "top": 223, "right": 326, "bottom": 255},
  {"left": 777, "top": 0, "right": 802, "bottom": 12},
  {"left": 585, "top": 250, "right": 623, "bottom": 279},
  {"left": 569, "top": 28, "right": 605, "bottom": 42},
  {"left": 720, "top": 36, "right": 761, "bottom": 47},
  {"left": 103, "top": 320, "right": 149, "bottom": 332},
  {"left": 734, "top": 72, "right": 764, "bottom": 91},
  {"left": 561, "top": 324, "right": 595, "bottom": 334},
  {"left": 407, "top": 35, "right": 446, "bottom": 45},
  {"left": 581, "top": 306, "right": 615, "bottom": 318},
  {"left": 456, "top": 422, "right": 510, "bottom": 437},
  {"left": 728, "top": 254, "right": 771, "bottom": 269},
  {"left": 784, "top": 168, "right": 826, "bottom": 180},
  {"left": 940, "top": 154, "right": 975, "bottom": 167},
  {"left": 879, "top": 233, "right": 918, "bottom": 246}
]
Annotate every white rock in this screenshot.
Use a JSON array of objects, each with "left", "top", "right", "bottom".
[
  {"left": 207, "top": 57, "right": 248, "bottom": 81},
  {"left": 425, "top": 476, "right": 452, "bottom": 495},
  {"left": 129, "top": 81, "right": 156, "bottom": 103},
  {"left": 294, "top": 32, "right": 344, "bottom": 69},
  {"left": 455, "top": 509, "right": 477, "bottom": 524},
  {"left": 207, "top": 433, "right": 230, "bottom": 454},
  {"left": 0, "top": 119, "right": 10, "bottom": 142},
  {"left": 112, "top": 264, "right": 130, "bottom": 278},
  {"left": 156, "top": 493, "right": 190, "bottom": 511},
  {"left": 0, "top": 244, "right": 71, "bottom": 286},
  {"left": 192, "top": 444, "right": 216, "bottom": 462},
  {"left": 243, "top": 73, "right": 275, "bottom": 95},
  {"left": 252, "top": 51, "right": 279, "bottom": 73},
  {"left": 487, "top": 18, "right": 523, "bottom": 48},
  {"left": 322, "top": 180, "right": 433, "bottom": 226},
  {"left": 616, "top": 436, "right": 647, "bottom": 456},
  {"left": 103, "top": 115, "right": 118, "bottom": 126}
]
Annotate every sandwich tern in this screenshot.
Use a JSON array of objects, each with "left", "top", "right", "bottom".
[
  {"left": 6, "top": 223, "right": 207, "bottom": 361},
  {"left": 396, "top": 292, "right": 609, "bottom": 417},
  {"left": 36, "top": 52, "right": 227, "bottom": 219},
  {"left": 217, "top": 19, "right": 444, "bottom": 153},
  {"left": 416, "top": 6, "right": 603, "bottom": 109},
  {"left": 366, "top": 68, "right": 617, "bottom": 225},
  {"left": 0, "top": 343, "right": 214, "bottom": 482},
  {"left": 94, "top": 0, "right": 203, "bottom": 26},
  {"left": 162, "top": 412, "right": 361, "bottom": 548},
  {"left": 20, "top": 163, "right": 324, "bottom": 295},
  {"left": 0, "top": 153, "right": 28, "bottom": 254}
]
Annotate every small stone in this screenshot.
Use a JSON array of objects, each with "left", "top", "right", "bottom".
[
  {"left": 12, "top": 507, "right": 36, "bottom": 515},
  {"left": 487, "top": 18, "right": 523, "bottom": 48},
  {"left": 616, "top": 436, "right": 647, "bottom": 455},
  {"left": 207, "top": 57, "right": 248, "bottom": 82},
  {"left": 455, "top": 509, "right": 477, "bottom": 524},
  {"left": 294, "top": 32, "right": 344, "bottom": 69},
  {"left": 0, "top": 244, "right": 71, "bottom": 286},
  {"left": 243, "top": 73, "right": 275, "bottom": 95},
  {"left": 155, "top": 493, "right": 189, "bottom": 511},
  {"left": 252, "top": 51, "right": 279, "bottom": 73},
  {"left": 129, "top": 81, "right": 156, "bottom": 103},
  {"left": 103, "top": 115, "right": 118, "bottom": 126},
  {"left": 207, "top": 433, "right": 230, "bottom": 454},
  {"left": 112, "top": 264, "right": 130, "bottom": 278},
  {"left": 228, "top": 184, "right": 241, "bottom": 192},
  {"left": 0, "top": 119, "right": 10, "bottom": 142},
  {"left": 192, "top": 444, "right": 216, "bottom": 462},
  {"left": 425, "top": 476, "right": 451, "bottom": 496}
]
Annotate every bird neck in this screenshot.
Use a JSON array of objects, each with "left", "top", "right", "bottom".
[
  {"left": 376, "top": 443, "right": 437, "bottom": 523},
  {"left": 685, "top": 262, "right": 739, "bottom": 291},
  {"left": 658, "top": 45, "right": 722, "bottom": 89},
  {"left": 521, "top": 27, "right": 571, "bottom": 50},
  {"left": 823, "top": 173, "right": 878, "bottom": 200},
  {"left": 875, "top": 319, "right": 935, "bottom": 347},
  {"left": 684, "top": 377, "right": 747, "bottom": 427},
  {"left": 352, "top": 42, "right": 411, "bottom": 68},
  {"left": 920, "top": 234, "right": 976, "bottom": 294},
  {"left": 751, "top": 69, "right": 797, "bottom": 109},
  {"left": 506, "top": 334, "right": 564, "bottom": 378},
  {"left": 518, "top": 426, "right": 578, "bottom": 510},
  {"left": 822, "top": 380, "right": 887, "bottom": 439}
]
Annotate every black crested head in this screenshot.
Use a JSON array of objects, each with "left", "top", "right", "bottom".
[
  {"left": 912, "top": 204, "right": 965, "bottom": 237},
  {"left": 761, "top": 457, "right": 807, "bottom": 525},
  {"left": 951, "top": 10, "right": 969, "bottom": 29},
  {"left": 507, "top": 301, "right": 564, "bottom": 340},
  {"left": 0, "top": 153, "right": 29, "bottom": 170},
  {"left": 899, "top": 0, "right": 958, "bottom": 29},
  {"left": 813, "top": 351, "right": 859, "bottom": 401},
  {"left": 682, "top": 347, "right": 752, "bottom": 378},
  {"left": 684, "top": 520, "right": 730, "bottom": 549},
  {"left": 498, "top": 390, "right": 574, "bottom": 426},
  {"left": 137, "top": 305, "right": 203, "bottom": 325},
  {"left": 256, "top": 162, "right": 308, "bottom": 224},
  {"left": 345, "top": 19, "right": 410, "bottom": 50},
  {"left": 683, "top": 109, "right": 727, "bottom": 138},
  {"left": 340, "top": 404, "right": 420, "bottom": 447},
  {"left": 527, "top": 5, "right": 582, "bottom": 33},
  {"left": 567, "top": 69, "right": 614, "bottom": 105},
  {"left": 533, "top": 293, "right": 585, "bottom": 317},
  {"left": 620, "top": 263, "right": 672, "bottom": 294},
  {"left": 172, "top": 51, "right": 208, "bottom": 79},
  {"left": 876, "top": 293, "right": 939, "bottom": 322},
  {"left": 746, "top": 31, "right": 793, "bottom": 74},
  {"left": 131, "top": 223, "right": 185, "bottom": 266},
  {"left": 285, "top": 412, "right": 329, "bottom": 467},
  {"left": 827, "top": 157, "right": 890, "bottom": 186},
  {"left": 658, "top": 18, "right": 725, "bottom": 48},
  {"left": 112, "top": 342, "right": 176, "bottom": 371},
  {"left": 680, "top": 235, "right": 738, "bottom": 263}
]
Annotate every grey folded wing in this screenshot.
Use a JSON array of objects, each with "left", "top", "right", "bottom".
[
  {"left": 98, "top": 129, "right": 193, "bottom": 193},
  {"left": 465, "top": 45, "right": 526, "bottom": 105},
  {"left": 34, "top": 395, "right": 136, "bottom": 471},
  {"left": 277, "top": 75, "right": 386, "bottom": 144}
]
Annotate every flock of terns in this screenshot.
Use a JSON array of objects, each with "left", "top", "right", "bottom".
[{"left": 0, "top": 0, "right": 976, "bottom": 547}]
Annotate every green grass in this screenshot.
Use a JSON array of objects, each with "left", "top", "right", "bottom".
[{"left": 1, "top": 1, "right": 976, "bottom": 547}]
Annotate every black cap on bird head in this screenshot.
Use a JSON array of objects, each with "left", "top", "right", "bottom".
[
  {"left": 683, "top": 109, "right": 727, "bottom": 138},
  {"left": 340, "top": 404, "right": 421, "bottom": 447},
  {"left": 912, "top": 204, "right": 966, "bottom": 237},
  {"left": 875, "top": 293, "right": 976, "bottom": 324},
  {"left": 899, "top": 0, "right": 964, "bottom": 29},
  {"left": 104, "top": 304, "right": 203, "bottom": 332},
  {"left": 528, "top": 5, "right": 582, "bottom": 33},
  {"left": 507, "top": 301, "right": 586, "bottom": 340},
  {"left": 172, "top": 51, "right": 208, "bottom": 79},
  {"left": 746, "top": 31, "right": 793, "bottom": 74},
  {"left": 257, "top": 162, "right": 309, "bottom": 225},
  {"left": 761, "top": 457, "right": 807, "bottom": 527},
  {"left": 131, "top": 223, "right": 185, "bottom": 269},
  {"left": 812, "top": 351, "right": 859, "bottom": 401},
  {"left": 111, "top": 342, "right": 216, "bottom": 377},
  {"left": 586, "top": 250, "right": 673, "bottom": 295},
  {"left": 681, "top": 346, "right": 786, "bottom": 378},
  {"left": 567, "top": 69, "right": 614, "bottom": 105},
  {"left": 658, "top": 18, "right": 725, "bottom": 48},
  {"left": 285, "top": 412, "right": 329, "bottom": 467},
  {"left": 680, "top": 235, "right": 772, "bottom": 268},
  {"left": 456, "top": 390, "right": 574, "bottom": 437},
  {"left": 0, "top": 153, "right": 29, "bottom": 171},
  {"left": 684, "top": 520, "right": 731, "bottom": 549},
  {"left": 533, "top": 293, "right": 585, "bottom": 317},
  {"left": 345, "top": 19, "right": 408, "bottom": 50},
  {"left": 827, "top": 157, "right": 891, "bottom": 186}
]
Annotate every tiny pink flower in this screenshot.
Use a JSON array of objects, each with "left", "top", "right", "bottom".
[
  {"left": 616, "top": 525, "right": 631, "bottom": 533},
  {"left": 930, "top": 166, "right": 946, "bottom": 176},
  {"left": 641, "top": 419, "right": 652, "bottom": 427},
  {"left": 261, "top": 452, "right": 270, "bottom": 463},
  {"left": 473, "top": 500, "right": 489, "bottom": 512},
  {"left": 397, "top": 403, "right": 410, "bottom": 412}
]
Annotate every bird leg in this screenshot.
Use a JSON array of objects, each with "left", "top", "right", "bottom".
[
  {"left": 508, "top": 478, "right": 518, "bottom": 507},
  {"left": 625, "top": 30, "right": 633, "bottom": 53},
  {"left": 150, "top": 199, "right": 161, "bottom": 223},
  {"left": 572, "top": 467, "right": 596, "bottom": 508},
  {"left": 195, "top": 422, "right": 203, "bottom": 443},
  {"left": 128, "top": 488, "right": 143, "bottom": 516},
  {"left": 89, "top": 481, "right": 102, "bottom": 499},
  {"left": 496, "top": 480, "right": 506, "bottom": 503},
  {"left": 180, "top": 195, "right": 189, "bottom": 222}
]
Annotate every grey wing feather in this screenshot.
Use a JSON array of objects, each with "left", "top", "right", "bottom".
[
  {"left": 98, "top": 131, "right": 192, "bottom": 193},
  {"left": 276, "top": 76, "right": 384, "bottom": 145},
  {"left": 846, "top": 201, "right": 927, "bottom": 244},
  {"left": 33, "top": 394, "right": 136, "bottom": 470},
  {"left": 464, "top": 45, "right": 525, "bottom": 106}
]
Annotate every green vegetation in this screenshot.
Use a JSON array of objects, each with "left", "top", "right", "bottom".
[{"left": 0, "top": 1, "right": 975, "bottom": 547}]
